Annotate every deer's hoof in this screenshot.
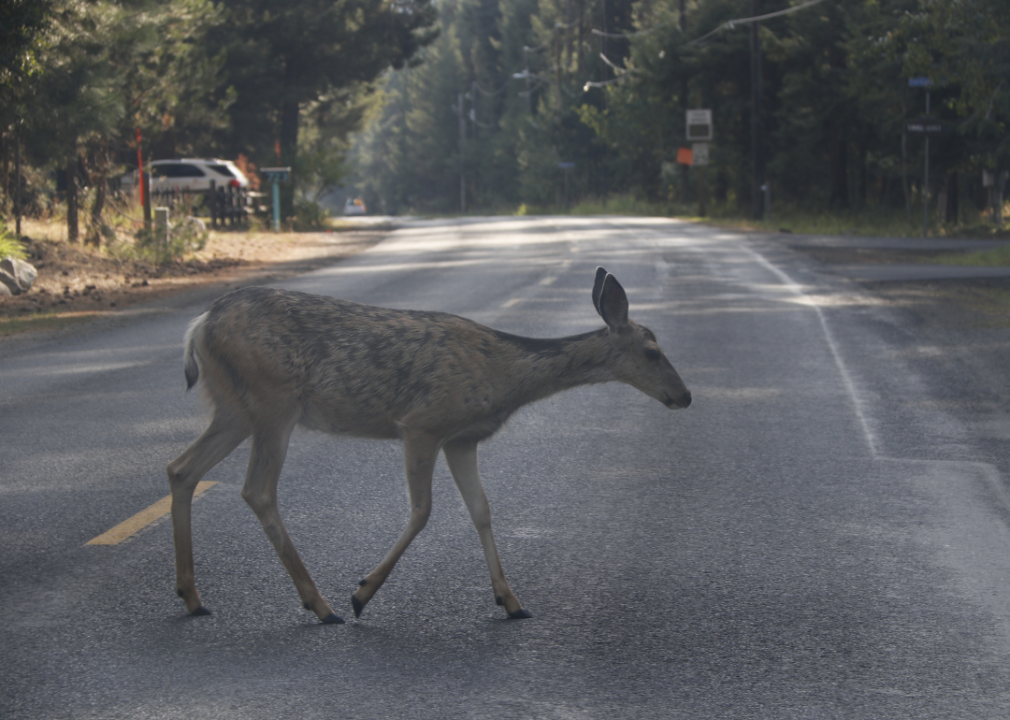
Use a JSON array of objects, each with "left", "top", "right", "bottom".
[
  {"left": 320, "top": 613, "right": 345, "bottom": 624},
  {"left": 351, "top": 595, "right": 365, "bottom": 618},
  {"left": 508, "top": 608, "right": 533, "bottom": 619},
  {"left": 191, "top": 606, "right": 212, "bottom": 617}
]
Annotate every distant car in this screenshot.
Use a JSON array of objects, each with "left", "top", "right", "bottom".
[
  {"left": 122, "top": 159, "right": 250, "bottom": 194},
  {"left": 343, "top": 197, "right": 367, "bottom": 215}
]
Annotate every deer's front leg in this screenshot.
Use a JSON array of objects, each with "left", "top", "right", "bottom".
[
  {"left": 352, "top": 430, "right": 440, "bottom": 618},
  {"left": 443, "top": 439, "right": 531, "bottom": 619}
]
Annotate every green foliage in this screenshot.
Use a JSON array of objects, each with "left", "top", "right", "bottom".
[
  {"left": 2, "top": 0, "right": 437, "bottom": 241},
  {"left": 290, "top": 197, "right": 331, "bottom": 231},
  {"left": 935, "top": 244, "right": 1010, "bottom": 268},
  {"left": 349, "top": 0, "right": 1010, "bottom": 225},
  {"left": 130, "top": 216, "right": 209, "bottom": 265},
  {"left": 0, "top": 217, "right": 28, "bottom": 259}
]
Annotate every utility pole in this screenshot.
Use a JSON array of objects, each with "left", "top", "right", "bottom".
[
  {"left": 13, "top": 121, "right": 21, "bottom": 238},
  {"left": 555, "top": 25, "right": 562, "bottom": 108},
  {"left": 458, "top": 92, "right": 466, "bottom": 214},
  {"left": 679, "top": 0, "right": 689, "bottom": 203},
  {"left": 471, "top": 82, "right": 479, "bottom": 206},
  {"left": 523, "top": 47, "right": 532, "bottom": 114},
  {"left": 750, "top": 0, "right": 764, "bottom": 221},
  {"left": 923, "top": 89, "right": 930, "bottom": 237}
]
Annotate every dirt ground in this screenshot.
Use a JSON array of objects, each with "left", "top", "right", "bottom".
[
  {"left": 0, "top": 221, "right": 389, "bottom": 336},
  {"left": 791, "top": 245, "right": 1010, "bottom": 328}
]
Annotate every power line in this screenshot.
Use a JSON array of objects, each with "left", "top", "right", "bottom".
[{"left": 688, "top": 0, "right": 830, "bottom": 46}]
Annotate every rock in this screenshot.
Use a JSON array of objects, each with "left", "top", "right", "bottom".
[
  {"left": 0, "top": 257, "right": 37, "bottom": 296},
  {"left": 183, "top": 216, "right": 207, "bottom": 234}
]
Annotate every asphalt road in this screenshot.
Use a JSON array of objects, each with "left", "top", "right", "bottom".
[{"left": 3, "top": 217, "right": 1010, "bottom": 719}]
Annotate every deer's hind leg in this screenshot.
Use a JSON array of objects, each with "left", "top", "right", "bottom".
[
  {"left": 167, "top": 412, "right": 251, "bottom": 615},
  {"left": 352, "top": 429, "right": 440, "bottom": 618},
  {"left": 443, "top": 439, "right": 530, "bottom": 619},
  {"left": 241, "top": 409, "right": 343, "bottom": 624}
]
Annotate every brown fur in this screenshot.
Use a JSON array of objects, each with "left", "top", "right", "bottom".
[{"left": 167, "top": 268, "right": 690, "bottom": 623}]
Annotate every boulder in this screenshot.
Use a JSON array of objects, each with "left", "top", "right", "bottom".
[{"left": 0, "top": 257, "right": 38, "bottom": 296}]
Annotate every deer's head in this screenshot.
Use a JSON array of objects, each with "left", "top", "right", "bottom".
[{"left": 593, "top": 267, "right": 691, "bottom": 410}]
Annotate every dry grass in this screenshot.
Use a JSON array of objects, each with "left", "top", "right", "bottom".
[{"left": 0, "top": 219, "right": 387, "bottom": 338}]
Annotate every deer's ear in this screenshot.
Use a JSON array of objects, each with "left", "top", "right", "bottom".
[
  {"left": 597, "top": 273, "right": 629, "bottom": 329},
  {"left": 592, "top": 267, "right": 608, "bottom": 314}
]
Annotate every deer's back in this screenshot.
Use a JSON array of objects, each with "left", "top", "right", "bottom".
[{"left": 195, "top": 287, "right": 523, "bottom": 440}]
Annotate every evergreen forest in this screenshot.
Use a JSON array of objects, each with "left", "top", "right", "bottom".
[
  {"left": 1, "top": 0, "right": 1008, "bottom": 233},
  {"left": 349, "top": 0, "right": 1010, "bottom": 223}
]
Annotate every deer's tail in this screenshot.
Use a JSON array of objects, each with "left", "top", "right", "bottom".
[{"left": 182, "top": 312, "right": 208, "bottom": 390}]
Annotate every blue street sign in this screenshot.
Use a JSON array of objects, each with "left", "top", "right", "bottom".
[
  {"left": 261, "top": 166, "right": 291, "bottom": 183},
  {"left": 260, "top": 167, "right": 291, "bottom": 231},
  {"left": 908, "top": 77, "right": 933, "bottom": 87}
]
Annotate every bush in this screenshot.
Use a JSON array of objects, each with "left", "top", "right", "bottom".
[
  {"left": 290, "top": 197, "right": 330, "bottom": 231},
  {"left": 133, "top": 216, "right": 210, "bottom": 264}
]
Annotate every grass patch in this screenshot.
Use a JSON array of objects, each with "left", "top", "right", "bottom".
[
  {"left": 327, "top": 218, "right": 396, "bottom": 232},
  {"left": 706, "top": 204, "right": 922, "bottom": 237},
  {"left": 933, "top": 244, "right": 1010, "bottom": 267},
  {"left": 0, "top": 311, "right": 102, "bottom": 337},
  {"left": 0, "top": 217, "right": 28, "bottom": 259},
  {"left": 569, "top": 195, "right": 675, "bottom": 216}
]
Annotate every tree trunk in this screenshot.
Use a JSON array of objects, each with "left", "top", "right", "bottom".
[
  {"left": 856, "top": 139, "right": 868, "bottom": 209},
  {"left": 87, "top": 154, "right": 107, "bottom": 248},
  {"left": 66, "top": 144, "right": 79, "bottom": 244},
  {"left": 828, "top": 124, "right": 848, "bottom": 209},
  {"left": 279, "top": 98, "right": 300, "bottom": 222},
  {"left": 946, "top": 171, "right": 958, "bottom": 226},
  {"left": 901, "top": 130, "right": 910, "bottom": 219}
]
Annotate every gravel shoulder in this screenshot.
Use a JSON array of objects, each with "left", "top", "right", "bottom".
[{"left": 0, "top": 225, "right": 389, "bottom": 340}]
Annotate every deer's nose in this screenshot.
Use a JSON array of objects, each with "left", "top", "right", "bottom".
[{"left": 665, "top": 390, "right": 691, "bottom": 409}]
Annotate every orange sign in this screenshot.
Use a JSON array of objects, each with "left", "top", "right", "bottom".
[{"left": 677, "top": 147, "right": 693, "bottom": 166}]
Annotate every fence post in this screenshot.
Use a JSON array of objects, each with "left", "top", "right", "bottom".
[
  {"left": 154, "top": 206, "right": 170, "bottom": 260},
  {"left": 142, "top": 172, "right": 152, "bottom": 230},
  {"left": 208, "top": 180, "right": 217, "bottom": 228}
]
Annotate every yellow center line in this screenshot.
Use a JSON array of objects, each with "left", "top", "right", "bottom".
[
  {"left": 85, "top": 481, "right": 218, "bottom": 546},
  {"left": 500, "top": 297, "right": 523, "bottom": 308}
]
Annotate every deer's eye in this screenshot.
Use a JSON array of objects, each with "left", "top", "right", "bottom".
[{"left": 644, "top": 348, "right": 662, "bottom": 362}]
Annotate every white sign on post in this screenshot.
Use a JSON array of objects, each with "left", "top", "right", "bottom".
[
  {"left": 691, "top": 142, "right": 709, "bottom": 166},
  {"left": 686, "top": 109, "right": 713, "bottom": 141}
]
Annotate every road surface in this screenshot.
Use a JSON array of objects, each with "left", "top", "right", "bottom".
[{"left": 2, "top": 216, "right": 1010, "bottom": 719}]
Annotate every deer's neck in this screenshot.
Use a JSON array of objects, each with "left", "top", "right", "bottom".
[{"left": 497, "top": 328, "right": 614, "bottom": 409}]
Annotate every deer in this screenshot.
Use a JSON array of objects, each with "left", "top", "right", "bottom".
[{"left": 166, "top": 267, "right": 691, "bottom": 624}]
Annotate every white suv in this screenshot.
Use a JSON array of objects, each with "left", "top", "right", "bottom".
[{"left": 123, "top": 159, "right": 250, "bottom": 193}]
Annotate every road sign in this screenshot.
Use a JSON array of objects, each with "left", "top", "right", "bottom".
[
  {"left": 558, "top": 162, "right": 575, "bottom": 169},
  {"left": 260, "top": 167, "right": 291, "bottom": 232},
  {"left": 906, "top": 117, "right": 944, "bottom": 134},
  {"left": 908, "top": 77, "right": 933, "bottom": 87},
  {"left": 260, "top": 166, "right": 291, "bottom": 183},
  {"left": 686, "top": 109, "right": 713, "bottom": 141},
  {"left": 691, "top": 142, "right": 710, "bottom": 167}
]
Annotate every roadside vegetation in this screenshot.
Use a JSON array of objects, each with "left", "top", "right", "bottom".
[
  {"left": 350, "top": 0, "right": 1008, "bottom": 235},
  {"left": 1, "top": 0, "right": 437, "bottom": 254}
]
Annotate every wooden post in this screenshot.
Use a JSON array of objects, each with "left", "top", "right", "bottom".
[
  {"left": 142, "top": 171, "right": 152, "bottom": 230},
  {"left": 67, "top": 145, "right": 79, "bottom": 244},
  {"left": 209, "top": 180, "right": 217, "bottom": 228},
  {"left": 154, "top": 206, "right": 170, "bottom": 259},
  {"left": 14, "top": 123, "right": 21, "bottom": 238}
]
